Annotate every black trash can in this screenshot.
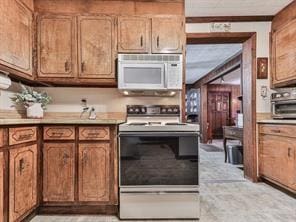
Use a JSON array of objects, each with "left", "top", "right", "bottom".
[{"left": 227, "top": 145, "right": 243, "bottom": 164}]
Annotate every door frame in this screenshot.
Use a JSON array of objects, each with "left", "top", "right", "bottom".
[{"left": 185, "top": 32, "right": 257, "bottom": 182}]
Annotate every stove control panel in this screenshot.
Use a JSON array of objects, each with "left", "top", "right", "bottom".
[{"left": 127, "top": 105, "right": 180, "bottom": 116}]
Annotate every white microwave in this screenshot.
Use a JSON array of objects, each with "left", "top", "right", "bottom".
[{"left": 118, "top": 54, "right": 183, "bottom": 92}]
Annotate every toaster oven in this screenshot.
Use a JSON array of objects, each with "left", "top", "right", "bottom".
[{"left": 271, "top": 89, "right": 296, "bottom": 119}]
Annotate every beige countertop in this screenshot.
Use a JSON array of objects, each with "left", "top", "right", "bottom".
[
  {"left": 0, "top": 118, "right": 125, "bottom": 126},
  {"left": 257, "top": 119, "right": 296, "bottom": 124}
]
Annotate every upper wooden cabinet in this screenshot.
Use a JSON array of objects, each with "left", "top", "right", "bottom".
[
  {"left": 118, "top": 17, "right": 150, "bottom": 53},
  {"left": 37, "top": 15, "right": 77, "bottom": 78},
  {"left": 78, "top": 143, "right": 110, "bottom": 202},
  {"left": 151, "top": 17, "right": 184, "bottom": 54},
  {"left": 78, "top": 16, "right": 115, "bottom": 79},
  {"left": 43, "top": 143, "right": 75, "bottom": 202},
  {"left": 9, "top": 144, "right": 37, "bottom": 222},
  {"left": 0, "top": 0, "right": 33, "bottom": 78},
  {"left": 271, "top": 19, "right": 296, "bottom": 87}
]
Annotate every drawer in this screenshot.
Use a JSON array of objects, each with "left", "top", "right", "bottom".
[
  {"left": 79, "top": 127, "right": 110, "bottom": 140},
  {"left": 43, "top": 126, "right": 75, "bottom": 140},
  {"left": 224, "top": 127, "right": 243, "bottom": 138},
  {"left": 9, "top": 127, "right": 37, "bottom": 145},
  {"left": 259, "top": 124, "right": 296, "bottom": 138}
]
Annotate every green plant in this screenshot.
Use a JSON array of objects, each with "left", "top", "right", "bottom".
[{"left": 10, "top": 84, "right": 51, "bottom": 109}]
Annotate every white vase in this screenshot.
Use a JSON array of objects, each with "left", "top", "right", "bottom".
[{"left": 26, "top": 103, "right": 44, "bottom": 119}]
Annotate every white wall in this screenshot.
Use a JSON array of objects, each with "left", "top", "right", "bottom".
[{"left": 187, "top": 22, "right": 274, "bottom": 113}]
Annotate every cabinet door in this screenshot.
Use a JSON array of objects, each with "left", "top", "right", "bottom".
[
  {"left": 0, "top": 152, "right": 4, "bottom": 222},
  {"left": 9, "top": 144, "right": 37, "bottom": 222},
  {"left": 38, "top": 15, "right": 77, "bottom": 78},
  {"left": 151, "top": 17, "right": 184, "bottom": 54},
  {"left": 118, "top": 17, "right": 150, "bottom": 53},
  {"left": 259, "top": 134, "right": 296, "bottom": 190},
  {"left": 78, "top": 16, "right": 115, "bottom": 79},
  {"left": 272, "top": 19, "right": 296, "bottom": 87},
  {"left": 0, "top": 0, "right": 33, "bottom": 76},
  {"left": 78, "top": 143, "right": 110, "bottom": 202},
  {"left": 43, "top": 143, "right": 75, "bottom": 202}
]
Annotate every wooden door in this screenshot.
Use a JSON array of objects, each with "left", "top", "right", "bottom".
[
  {"left": 151, "top": 17, "right": 184, "bottom": 53},
  {"left": 208, "top": 92, "right": 230, "bottom": 140},
  {"left": 78, "top": 143, "right": 110, "bottom": 202},
  {"left": 259, "top": 135, "right": 296, "bottom": 190},
  {"left": 272, "top": 19, "right": 296, "bottom": 87},
  {"left": 0, "top": 152, "right": 4, "bottom": 222},
  {"left": 43, "top": 143, "right": 75, "bottom": 202},
  {"left": 9, "top": 144, "right": 37, "bottom": 222},
  {"left": 37, "top": 15, "right": 77, "bottom": 78},
  {"left": 118, "top": 17, "right": 150, "bottom": 53},
  {"left": 78, "top": 16, "right": 115, "bottom": 79},
  {"left": 0, "top": 0, "right": 33, "bottom": 76}
]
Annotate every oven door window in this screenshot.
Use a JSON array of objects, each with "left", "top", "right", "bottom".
[
  {"left": 120, "top": 63, "right": 165, "bottom": 89},
  {"left": 274, "top": 102, "right": 296, "bottom": 115},
  {"left": 120, "top": 134, "right": 198, "bottom": 186}
]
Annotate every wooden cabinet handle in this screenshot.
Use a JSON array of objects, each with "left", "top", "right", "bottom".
[
  {"left": 271, "top": 129, "right": 281, "bottom": 133},
  {"left": 62, "top": 153, "right": 70, "bottom": 165},
  {"left": 82, "top": 151, "right": 88, "bottom": 165},
  {"left": 288, "top": 147, "right": 292, "bottom": 157},
  {"left": 19, "top": 158, "right": 25, "bottom": 175},
  {"left": 18, "top": 134, "right": 32, "bottom": 140},
  {"left": 87, "top": 132, "right": 100, "bottom": 137},
  {"left": 51, "top": 132, "right": 64, "bottom": 137},
  {"left": 65, "top": 60, "right": 70, "bottom": 72},
  {"left": 81, "top": 62, "right": 86, "bottom": 73},
  {"left": 156, "top": 36, "right": 159, "bottom": 48},
  {"left": 140, "top": 35, "right": 143, "bottom": 47}
]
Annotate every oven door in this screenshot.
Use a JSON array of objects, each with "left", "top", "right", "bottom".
[
  {"left": 119, "top": 132, "right": 199, "bottom": 188},
  {"left": 118, "top": 63, "right": 166, "bottom": 90}
]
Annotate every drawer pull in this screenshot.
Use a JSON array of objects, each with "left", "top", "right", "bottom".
[
  {"left": 140, "top": 35, "right": 143, "bottom": 47},
  {"left": 271, "top": 129, "right": 281, "bottom": 133},
  {"left": 62, "top": 153, "right": 70, "bottom": 165},
  {"left": 156, "top": 36, "right": 159, "bottom": 48},
  {"left": 82, "top": 151, "right": 88, "bottom": 165},
  {"left": 87, "top": 132, "right": 100, "bottom": 137},
  {"left": 51, "top": 132, "right": 64, "bottom": 137},
  {"left": 18, "top": 134, "right": 33, "bottom": 141}
]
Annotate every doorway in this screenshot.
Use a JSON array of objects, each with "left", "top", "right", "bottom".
[{"left": 185, "top": 32, "right": 257, "bottom": 182}]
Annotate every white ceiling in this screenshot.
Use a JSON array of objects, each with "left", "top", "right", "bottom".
[
  {"left": 210, "top": 67, "right": 241, "bottom": 85},
  {"left": 185, "top": 0, "right": 294, "bottom": 17},
  {"left": 186, "top": 44, "right": 242, "bottom": 84}
]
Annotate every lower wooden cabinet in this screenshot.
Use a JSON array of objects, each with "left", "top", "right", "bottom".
[
  {"left": 43, "top": 143, "right": 75, "bottom": 202},
  {"left": 78, "top": 143, "right": 110, "bottom": 202},
  {"left": 0, "top": 152, "right": 4, "bottom": 222},
  {"left": 9, "top": 144, "right": 37, "bottom": 222},
  {"left": 259, "top": 125, "right": 296, "bottom": 192}
]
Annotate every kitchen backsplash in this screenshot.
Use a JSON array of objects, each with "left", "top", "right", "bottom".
[{"left": 0, "top": 82, "right": 181, "bottom": 118}]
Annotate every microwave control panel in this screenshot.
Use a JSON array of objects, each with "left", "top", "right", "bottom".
[{"left": 167, "top": 63, "right": 182, "bottom": 89}]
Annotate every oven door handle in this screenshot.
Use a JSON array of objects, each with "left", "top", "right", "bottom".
[{"left": 119, "top": 132, "right": 200, "bottom": 137}]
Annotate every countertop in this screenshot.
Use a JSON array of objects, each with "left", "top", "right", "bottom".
[
  {"left": 257, "top": 119, "right": 296, "bottom": 125},
  {"left": 0, "top": 118, "right": 125, "bottom": 126}
]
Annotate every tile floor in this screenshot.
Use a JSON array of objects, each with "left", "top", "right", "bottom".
[{"left": 31, "top": 145, "right": 296, "bottom": 222}]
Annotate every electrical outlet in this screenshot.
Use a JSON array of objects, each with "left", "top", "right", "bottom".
[{"left": 261, "top": 86, "right": 268, "bottom": 98}]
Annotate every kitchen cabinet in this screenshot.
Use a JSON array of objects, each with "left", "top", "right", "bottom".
[
  {"left": 118, "top": 17, "right": 150, "bottom": 53},
  {"left": 0, "top": 152, "right": 4, "bottom": 222},
  {"left": 9, "top": 144, "right": 37, "bottom": 222},
  {"left": 151, "top": 17, "right": 184, "bottom": 54},
  {"left": 259, "top": 124, "right": 296, "bottom": 192},
  {"left": 78, "top": 143, "right": 110, "bottom": 202},
  {"left": 0, "top": 0, "right": 33, "bottom": 78},
  {"left": 43, "top": 143, "right": 75, "bottom": 202},
  {"left": 78, "top": 16, "right": 115, "bottom": 79},
  {"left": 37, "top": 15, "right": 77, "bottom": 78},
  {"left": 271, "top": 19, "right": 296, "bottom": 87}
]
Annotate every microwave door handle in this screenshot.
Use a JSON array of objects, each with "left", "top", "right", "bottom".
[{"left": 164, "top": 63, "right": 168, "bottom": 89}]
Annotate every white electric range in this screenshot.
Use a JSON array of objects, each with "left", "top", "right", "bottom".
[{"left": 119, "top": 105, "right": 200, "bottom": 219}]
